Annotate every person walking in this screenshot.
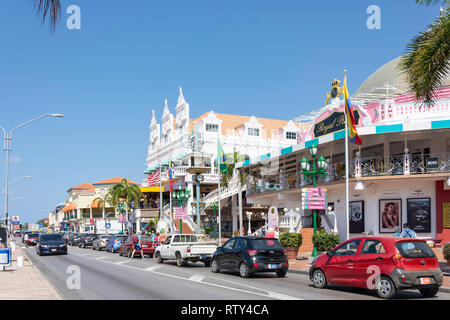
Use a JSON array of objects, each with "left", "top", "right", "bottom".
[
  {"left": 400, "top": 223, "right": 417, "bottom": 238},
  {"left": 154, "top": 232, "right": 160, "bottom": 248},
  {"left": 130, "top": 231, "right": 144, "bottom": 260}
]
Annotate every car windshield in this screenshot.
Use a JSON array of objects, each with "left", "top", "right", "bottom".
[
  {"left": 140, "top": 236, "right": 151, "bottom": 241},
  {"left": 117, "top": 236, "right": 127, "bottom": 241},
  {"left": 395, "top": 241, "right": 435, "bottom": 258},
  {"left": 40, "top": 234, "right": 63, "bottom": 241},
  {"left": 251, "top": 239, "right": 283, "bottom": 250},
  {"left": 28, "top": 234, "right": 39, "bottom": 238}
]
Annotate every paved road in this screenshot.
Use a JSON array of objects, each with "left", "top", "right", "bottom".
[{"left": 18, "top": 240, "right": 450, "bottom": 300}]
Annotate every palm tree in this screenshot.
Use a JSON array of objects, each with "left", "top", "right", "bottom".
[
  {"left": 399, "top": 0, "right": 450, "bottom": 105},
  {"left": 109, "top": 179, "right": 143, "bottom": 227},
  {"left": 220, "top": 152, "right": 248, "bottom": 188},
  {"left": 92, "top": 192, "right": 113, "bottom": 220},
  {"left": 32, "top": 0, "right": 61, "bottom": 31}
]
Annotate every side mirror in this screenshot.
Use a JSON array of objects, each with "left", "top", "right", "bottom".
[{"left": 327, "top": 250, "right": 334, "bottom": 257}]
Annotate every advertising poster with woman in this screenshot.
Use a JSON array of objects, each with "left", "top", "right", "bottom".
[{"left": 379, "top": 199, "right": 402, "bottom": 233}]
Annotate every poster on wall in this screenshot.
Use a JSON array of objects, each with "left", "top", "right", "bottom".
[
  {"left": 349, "top": 201, "right": 364, "bottom": 233},
  {"left": 407, "top": 198, "right": 431, "bottom": 233},
  {"left": 444, "top": 202, "right": 450, "bottom": 228},
  {"left": 379, "top": 199, "right": 402, "bottom": 233}
]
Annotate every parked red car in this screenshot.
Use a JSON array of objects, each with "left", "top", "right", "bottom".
[
  {"left": 309, "top": 236, "right": 443, "bottom": 299},
  {"left": 118, "top": 235, "right": 155, "bottom": 258}
]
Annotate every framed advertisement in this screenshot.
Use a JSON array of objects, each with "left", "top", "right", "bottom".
[
  {"left": 407, "top": 198, "right": 431, "bottom": 233},
  {"left": 349, "top": 201, "right": 364, "bottom": 233},
  {"left": 379, "top": 199, "right": 402, "bottom": 233}
]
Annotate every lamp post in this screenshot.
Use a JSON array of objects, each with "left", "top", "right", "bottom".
[
  {"left": 173, "top": 186, "right": 190, "bottom": 234},
  {"left": 246, "top": 211, "right": 252, "bottom": 235},
  {"left": 210, "top": 201, "right": 218, "bottom": 240},
  {"left": 300, "top": 144, "right": 328, "bottom": 257},
  {"left": 261, "top": 212, "right": 266, "bottom": 234},
  {"left": 1, "top": 113, "right": 63, "bottom": 233}
]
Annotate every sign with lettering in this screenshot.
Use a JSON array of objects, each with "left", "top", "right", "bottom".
[
  {"left": 313, "top": 110, "right": 360, "bottom": 138},
  {"left": 443, "top": 202, "right": 450, "bottom": 228},
  {"left": 302, "top": 188, "right": 327, "bottom": 210},
  {"left": 425, "top": 157, "right": 439, "bottom": 169},
  {"left": 173, "top": 207, "right": 187, "bottom": 220},
  {"left": 268, "top": 207, "right": 278, "bottom": 229}
]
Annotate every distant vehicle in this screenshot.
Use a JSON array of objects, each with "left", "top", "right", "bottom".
[
  {"left": 22, "top": 231, "right": 38, "bottom": 243},
  {"left": 79, "top": 233, "right": 98, "bottom": 248},
  {"left": 93, "top": 235, "right": 112, "bottom": 251},
  {"left": 13, "top": 231, "right": 22, "bottom": 237},
  {"left": 68, "top": 233, "right": 83, "bottom": 246},
  {"left": 309, "top": 236, "right": 443, "bottom": 299},
  {"left": 36, "top": 233, "right": 67, "bottom": 256},
  {"left": 155, "top": 234, "right": 218, "bottom": 267},
  {"left": 118, "top": 235, "right": 155, "bottom": 258},
  {"left": 210, "top": 236, "right": 288, "bottom": 278},
  {"left": 25, "top": 233, "right": 40, "bottom": 246},
  {"left": 105, "top": 234, "right": 128, "bottom": 253}
]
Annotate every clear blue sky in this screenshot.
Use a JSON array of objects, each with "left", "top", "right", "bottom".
[{"left": 0, "top": 0, "right": 440, "bottom": 224}]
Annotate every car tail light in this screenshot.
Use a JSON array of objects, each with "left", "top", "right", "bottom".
[
  {"left": 187, "top": 248, "right": 191, "bottom": 253},
  {"left": 392, "top": 253, "right": 404, "bottom": 269},
  {"left": 285, "top": 262, "right": 289, "bottom": 267},
  {"left": 85, "top": 238, "right": 87, "bottom": 241},
  {"left": 401, "top": 274, "right": 406, "bottom": 282},
  {"left": 247, "top": 250, "right": 258, "bottom": 257},
  {"left": 253, "top": 263, "right": 258, "bottom": 268},
  {"left": 434, "top": 257, "right": 439, "bottom": 268}
]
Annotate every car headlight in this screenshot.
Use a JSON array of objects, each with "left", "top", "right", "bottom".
[
  {"left": 60, "top": 244, "right": 67, "bottom": 247},
  {"left": 40, "top": 244, "right": 48, "bottom": 248}
]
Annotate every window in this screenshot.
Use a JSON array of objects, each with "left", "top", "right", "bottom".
[
  {"left": 286, "top": 132, "right": 297, "bottom": 140},
  {"left": 206, "top": 124, "right": 219, "bottom": 132},
  {"left": 234, "top": 238, "right": 248, "bottom": 250},
  {"left": 334, "top": 240, "right": 361, "bottom": 256},
  {"left": 223, "top": 239, "right": 235, "bottom": 250},
  {"left": 190, "top": 235, "right": 197, "bottom": 243},
  {"left": 251, "top": 239, "right": 283, "bottom": 250},
  {"left": 248, "top": 128, "right": 260, "bottom": 136},
  {"left": 173, "top": 235, "right": 180, "bottom": 243},
  {"left": 395, "top": 241, "right": 435, "bottom": 258},
  {"left": 361, "top": 240, "right": 386, "bottom": 254},
  {"left": 164, "top": 236, "right": 172, "bottom": 245}
]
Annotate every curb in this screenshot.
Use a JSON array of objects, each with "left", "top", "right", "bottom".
[{"left": 439, "top": 286, "right": 450, "bottom": 293}]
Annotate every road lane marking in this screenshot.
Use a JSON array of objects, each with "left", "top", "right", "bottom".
[
  {"left": 95, "top": 256, "right": 108, "bottom": 260},
  {"left": 144, "top": 265, "right": 162, "bottom": 272},
  {"left": 189, "top": 274, "right": 205, "bottom": 282},
  {"left": 114, "top": 260, "right": 130, "bottom": 265}
]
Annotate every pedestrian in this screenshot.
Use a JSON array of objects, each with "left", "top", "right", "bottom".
[
  {"left": 274, "top": 226, "right": 280, "bottom": 239},
  {"left": 131, "top": 231, "right": 144, "bottom": 260},
  {"left": 392, "top": 226, "right": 401, "bottom": 237},
  {"left": 400, "top": 223, "right": 417, "bottom": 238},
  {"left": 154, "top": 232, "right": 160, "bottom": 247}
]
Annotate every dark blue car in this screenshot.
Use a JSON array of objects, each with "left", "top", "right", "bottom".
[
  {"left": 36, "top": 233, "right": 68, "bottom": 256},
  {"left": 105, "top": 234, "right": 128, "bottom": 253}
]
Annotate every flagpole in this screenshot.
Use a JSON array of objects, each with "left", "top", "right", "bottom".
[
  {"left": 344, "top": 70, "right": 350, "bottom": 242},
  {"left": 159, "top": 160, "right": 163, "bottom": 220},
  {"left": 217, "top": 137, "right": 222, "bottom": 246}
]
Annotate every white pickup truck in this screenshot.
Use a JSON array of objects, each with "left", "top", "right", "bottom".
[{"left": 155, "top": 234, "right": 218, "bottom": 267}]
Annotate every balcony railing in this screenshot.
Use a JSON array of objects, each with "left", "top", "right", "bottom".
[{"left": 245, "top": 153, "right": 450, "bottom": 196}]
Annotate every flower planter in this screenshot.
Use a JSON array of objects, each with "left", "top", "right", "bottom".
[{"left": 284, "top": 247, "right": 299, "bottom": 260}]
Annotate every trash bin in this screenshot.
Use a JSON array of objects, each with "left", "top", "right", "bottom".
[{"left": 17, "top": 255, "right": 24, "bottom": 267}]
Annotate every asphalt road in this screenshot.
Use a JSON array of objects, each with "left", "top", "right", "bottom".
[{"left": 17, "top": 240, "right": 450, "bottom": 300}]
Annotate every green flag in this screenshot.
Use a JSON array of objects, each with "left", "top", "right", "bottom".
[{"left": 217, "top": 138, "right": 227, "bottom": 172}]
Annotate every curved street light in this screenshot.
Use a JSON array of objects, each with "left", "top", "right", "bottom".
[{"left": 1, "top": 113, "right": 64, "bottom": 232}]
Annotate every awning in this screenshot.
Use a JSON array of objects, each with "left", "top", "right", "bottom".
[
  {"left": 90, "top": 199, "right": 102, "bottom": 208},
  {"left": 62, "top": 202, "right": 77, "bottom": 212},
  {"left": 140, "top": 186, "right": 164, "bottom": 193}
]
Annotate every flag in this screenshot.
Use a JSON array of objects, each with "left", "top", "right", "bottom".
[
  {"left": 344, "top": 76, "right": 362, "bottom": 145},
  {"left": 168, "top": 161, "right": 173, "bottom": 193},
  {"left": 147, "top": 168, "right": 160, "bottom": 186},
  {"left": 217, "top": 138, "right": 227, "bottom": 172}
]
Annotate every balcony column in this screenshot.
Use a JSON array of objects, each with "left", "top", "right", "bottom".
[
  {"left": 355, "top": 151, "right": 361, "bottom": 178},
  {"left": 404, "top": 147, "right": 410, "bottom": 175},
  {"left": 231, "top": 194, "right": 238, "bottom": 234},
  {"left": 90, "top": 207, "right": 93, "bottom": 219},
  {"left": 383, "top": 135, "right": 390, "bottom": 172}
]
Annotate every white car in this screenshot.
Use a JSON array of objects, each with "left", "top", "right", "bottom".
[{"left": 155, "top": 234, "right": 218, "bottom": 267}]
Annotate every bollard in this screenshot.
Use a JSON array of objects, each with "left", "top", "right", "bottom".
[{"left": 18, "top": 256, "right": 24, "bottom": 267}]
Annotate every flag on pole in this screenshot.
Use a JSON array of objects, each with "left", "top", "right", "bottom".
[
  {"left": 217, "top": 138, "right": 227, "bottom": 172},
  {"left": 147, "top": 168, "right": 160, "bottom": 186},
  {"left": 168, "top": 161, "right": 173, "bottom": 193},
  {"left": 344, "top": 76, "right": 362, "bottom": 145}
]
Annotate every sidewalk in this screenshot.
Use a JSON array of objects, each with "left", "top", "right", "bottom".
[
  {"left": 288, "top": 250, "right": 450, "bottom": 293},
  {"left": 0, "top": 244, "right": 61, "bottom": 300}
]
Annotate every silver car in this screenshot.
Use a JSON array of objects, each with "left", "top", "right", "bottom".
[{"left": 92, "top": 235, "right": 112, "bottom": 251}]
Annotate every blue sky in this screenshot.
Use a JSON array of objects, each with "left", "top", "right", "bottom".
[{"left": 0, "top": 0, "right": 441, "bottom": 224}]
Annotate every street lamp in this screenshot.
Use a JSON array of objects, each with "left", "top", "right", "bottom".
[
  {"left": 9, "top": 176, "right": 32, "bottom": 185},
  {"left": 210, "top": 201, "right": 219, "bottom": 240},
  {"left": 1, "top": 113, "right": 64, "bottom": 232},
  {"left": 300, "top": 144, "right": 328, "bottom": 257},
  {"left": 246, "top": 211, "right": 252, "bottom": 235}
]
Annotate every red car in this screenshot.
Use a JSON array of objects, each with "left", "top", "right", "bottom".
[
  {"left": 309, "top": 236, "right": 443, "bottom": 299},
  {"left": 118, "top": 235, "right": 155, "bottom": 258}
]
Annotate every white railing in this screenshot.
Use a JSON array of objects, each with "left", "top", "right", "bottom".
[{"left": 203, "top": 175, "right": 246, "bottom": 208}]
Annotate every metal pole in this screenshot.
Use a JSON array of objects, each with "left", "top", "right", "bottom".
[
  {"left": 196, "top": 179, "right": 201, "bottom": 232},
  {"left": 218, "top": 165, "right": 222, "bottom": 246},
  {"left": 159, "top": 162, "right": 162, "bottom": 220},
  {"left": 312, "top": 153, "right": 317, "bottom": 257},
  {"left": 344, "top": 72, "right": 350, "bottom": 242},
  {"left": 4, "top": 134, "right": 10, "bottom": 234}
]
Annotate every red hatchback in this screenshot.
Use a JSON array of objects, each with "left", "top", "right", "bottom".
[
  {"left": 118, "top": 235, "right": 155, "bottom": 258},
  {"left": 309, "top": 236, "right": 443, "bottom": 299}
]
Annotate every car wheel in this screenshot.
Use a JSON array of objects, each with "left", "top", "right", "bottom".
[
  {"left": 156, "top": 252, "right": 164, "bottom": 264},
  {"left": 210, "top": 259, "right": 220, "bottom": 273},
  {"left": 376, "top": 276, "right": 397, "bottom": 299},
  {"left": 176, "top": 253, "right": 186, "bottom": 267},
  {"left": 312, "top": 269, "right": 327, "bottom": 289},
  {"left": 276, "top": 269, "right": 287, "bottom": 278},
  {"left": 419, "top": 286, "right": 439, "bottom": 298},
  {"left": 239, "top": 262, "right": 250, "bottom": 278}
]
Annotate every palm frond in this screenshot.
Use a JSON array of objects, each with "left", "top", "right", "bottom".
[
  {"left": 399, "top": 9, "right": 450, "bottom": 105},
  {"left": 415, "top": 0, "right": 448, "bottom": 6},
  {"left": 33, "top": 0, "right": 61, "bottom": 31}
]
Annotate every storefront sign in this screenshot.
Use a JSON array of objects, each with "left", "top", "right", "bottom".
[
  {"left": 302, "top": 188, "right": 327, "bottom": 210},
  {"left": 268, "top": 207, "right": 278, "bottom": 229},
  {"left": 443, "top": 202, "right": 450, "bottom": 228},
  {"left": 425, "top": 157, "right": 439, "bottom": 169},
  {"left": 313, "top": 110, "right": 360, "bottom": 138},
  {"left": 173, "top": 207, "right": 187, "bottom": 220}
]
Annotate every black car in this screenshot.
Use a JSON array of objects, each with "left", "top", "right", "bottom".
[
  {"left": 36, "top": 233, "right": 68, "bottom": 256},
  {"left": 210, "top": 236, "right": 289, "bottom": 278},
  {"left": 78, "top": 233, "right": 97, "bottom": 248}
]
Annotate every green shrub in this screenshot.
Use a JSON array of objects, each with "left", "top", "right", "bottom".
[
  {"left": 313, "top": 230, "right": 340, "bottom": 252},
  {"left": 444, "top": 243, "right": 450, "bottom": 260},
  {"left": 279, "top": 232, "right": 303, "bottom": 248}
]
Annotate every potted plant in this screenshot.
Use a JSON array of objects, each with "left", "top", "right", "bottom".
[
  {"left": 444, "top": 243, "right": 450, "bottom": 267},
  {"left": 279, "top": 232, "right": 303, "bottom": 260},
  {"left": 312, "top": 230, "right": 340, "bottom": 255}
]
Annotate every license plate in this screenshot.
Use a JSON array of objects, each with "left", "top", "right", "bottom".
[
  {"left": 268, "top": 264, "right": 278, "bottom": 269},
  {"left": 52, "top": 249, "right": 57, "bottom": 252},
  {"left": 201, "top": 255, "right": 206, "bottom": 259},
  {"left": 420, "top": 277, "right": 431, "bottom": 285},
  {"left": 142, "top": 245, "right": 147, "bottom": 248}
]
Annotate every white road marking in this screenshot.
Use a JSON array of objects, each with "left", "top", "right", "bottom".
[
  {"left": 144, "top": 265, "right": 162, "bottom": 272},
  {"left": 95, "top": 256, "right": 108, "bottom": 260},
  {"left": 189, "top": 274, "right": 205, "bottom": 282},
  {"left": 114, "top": 260, "right": 130, "bottom": 265}
]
